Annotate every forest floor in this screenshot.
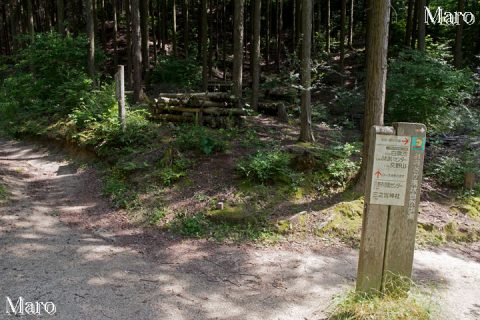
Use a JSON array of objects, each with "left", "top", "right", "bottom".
[{"left": 1, "top": 138, "right": 480, "bottom": 319}]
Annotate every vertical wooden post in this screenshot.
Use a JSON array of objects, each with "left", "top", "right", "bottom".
[
  {"left": 357, "top": 122, "right": 426, "bottom": 294},
  {"left": 116, "top": 65, "right": 126, "bottom": 132},
  {"left": 357, "top": 125, "right": 395, "bottom": 293},
  {"left": 382, "top": 123, "right": 426, "bottom": 291}
]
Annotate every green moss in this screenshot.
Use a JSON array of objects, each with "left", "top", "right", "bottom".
[
  {"left": 206, "top": 205, "right": 257, "bottom": 224},
  {"left": 416, "top": 220, "right": 480, "bottom": 246},
  {"left": 315, "top": 199, "right": 364, "bottom": 245},
  {"left": 416, "top": 225, "right": 447, "bottom": 246},
  {"left": 275, "top": 211, "right": 310, "bottom": 234},
  {"left": 459, "top": 197, "right": 480, "bottom": 220},
  {"left": 276, "top": 220, "right": 292, "bottom": 234}
]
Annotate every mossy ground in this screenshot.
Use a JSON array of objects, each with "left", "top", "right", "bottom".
[
  {"left": 0, "top": 183, "right": 7, "bottom": 204},
  {"left": 314, "top": 199, "right": 364, "bottom": 246},
  {"left": 457, "top": 196, "right": 480, "bottom": 220},
  {"left": 328, "top": 289, "right": 436, "bottom": 320}
]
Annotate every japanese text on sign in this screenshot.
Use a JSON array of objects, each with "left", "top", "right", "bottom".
[{"left": 370, "top": 135, "right": 411, "bottom": 206}]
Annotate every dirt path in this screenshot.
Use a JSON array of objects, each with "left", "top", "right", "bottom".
[{"left": 0, "top": 139, "right": 479, "bottom": 320}]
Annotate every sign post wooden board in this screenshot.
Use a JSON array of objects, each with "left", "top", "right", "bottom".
[{"left": 356, "top": 123, "right": 426, "bottom": 293}]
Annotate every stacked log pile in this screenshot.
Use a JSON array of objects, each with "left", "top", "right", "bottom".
[
  {"left": 149, "top": 92, "right": 245, "bottom": 128},
  {"left": 256, "top": 86, "right": 297, "bottom": 122}
]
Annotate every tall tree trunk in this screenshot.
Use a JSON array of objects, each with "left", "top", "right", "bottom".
[
  {"left": 9, "top": 0, "right": 18, "bottom": 52},
  {"left": 348, "top": 0, "right": 354, "bottom": 48},
  {"left": 126, "top": 0, "right": 133, "bottom": 86},
  {"left": 292, "top": 0, "right": 296, "bottom": 48},
  {"left": 140, "top": 0, "right": 149, "bottom": 73},
  {"left": 411, "top": 0, "right": 419, "bottom": 48},
  {"left": 208, "top": 0, "right": 214, "bottom": 79},
  {"left": 201, "top": 0, "right": 209, "bottom": 91},
  {"left": 453, "top": 0, "right": 465, "bottom": 69},
  {"left": 358, "top": 0, "right": 391, "bottom": 189},
  {"left": 325, "top": 0, "right": 330, "bottom": 53},
  {"left": 295, "top": 0, "right": 301, "bottom": 50},
  {"left": 266, "top": 0, "right": 271, "bottom": 65},
  {"left": 222, "top": 0, "right": 227, "bottom": 80},
  {"left": 252, "top": 0, "right": 261, "bottom": 111},
  {"left": 417, "top": 0, "right": 425, "bottom": 52},
  {"left": 172, "top": 0, "right": 177, "bottom": 56},
  {"left": 404, "top": 0, "right": 414, "bottom": 46},
  {"left": 26, "top": 0, "right": 34, "bottom": 42},
  {"left": 184, "top": 0, "right": 189, "bottom": 57},
  {"left": 99, "top": 0, "right": 107, "bottom": 49},
  {"left": 215, "top": 0, "right": 219, "bottom": 61},
  {"left": 86, "top": 0, "right": 96, "bottom": 78},
  {"left": 150, "top": 0, "right": 157, "bottom": 62},
  {"left": 0, "top": 3, "right": 9, "bottom": 55},
  {"left": 299, "top": 0, "right": 314, "bottom": 142},
  {"left": 162, "top": 0, "right": 167, "bottom": 52},
  {"left": 340, "top": 0, "right": 346, "bottom": 72},
  {"left": 233, "top": 0, "right": 244, "bottom": 108},
  {"left": 92, "top": 0, "right": 97, "bottom": 40},
  {"left": 275, "top": 0, "right": 283, "bottom": 72},
  {"left": 317, "top": 0, "right": 321, "bottom": 34},
  {"left": 113, "top": 0, "right": 119, "bottom": 66},
  {"left": 157, "top": 0, "right": 163, "bottom": 52},
  {"left": 132, "top": 0, "right": 144, "bottom": 102},
  {"left": 57, "top": 0, "right": 64, "bottom": 35}
]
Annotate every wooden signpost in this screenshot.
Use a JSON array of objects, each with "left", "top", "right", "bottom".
[
  {"left": 357, "top": 122, "right": 427, "bottom": 293},
  {"left": 115, "top": 65, "right": 126, "bottom": 132}
]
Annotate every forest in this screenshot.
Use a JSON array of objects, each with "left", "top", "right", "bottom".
[{"left": 0, "top": 0, "right": 479, "bottom": 319}]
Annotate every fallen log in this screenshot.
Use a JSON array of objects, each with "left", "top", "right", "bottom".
[
  {"left": 153, "top": 106, "right": 245, "bottom": 116},
  {"left": 156, "top": 92, "right": 231, "bottom": 100},
  {"left": 186, "top": 99, "right": 232, "bottom": 108},
  {"left": 150, "top": 114, "right": 195, "bottom": 122},
  {"left": 202, "top": 107, "right": 246, "bottom": 115},
  {"left": 150, "top": 113, "right": 243, "bottom": 128},
  {"left": 153, "top": 106, "right": 202, "bottom": 114}
]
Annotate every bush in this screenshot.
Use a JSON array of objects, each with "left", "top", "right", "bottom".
[
  {"left": 103, "top": 168, "right": 139, "bottom": 209},
  {"left": 0, "top": 33, "right": 104, "bottom": 120},
  {"left": 174, "top": 125, "right": 226, "bottom": 155},
  {"left": 237, "top": 151, "right": 293, "bottom": 184},
  {"left": 151, "top": 56, "right": 202, "bottom": 89},
  {"left": 387, "top": 49, "right": 475, "bottom": 131},
  {"left": 0, "top": 32, "right": 109, "bottom": 138},
  {"left": 314, "top": 142, "right": 361, "bottom": 190},
  {"left": 72, "top": 107, "right": 159, "bottom": 158},
  {"left": 386, "top": 50, "right": 474, "bottom": 130},
  {"left": 427, "top": 152, "right": 480, "bottom": 188}
]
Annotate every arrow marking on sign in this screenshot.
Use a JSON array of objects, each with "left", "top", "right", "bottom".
[
  {"left": 375, "top": 170, "right": 382, "bottom": 178},
  {"left": 402, "top": 137, "right": 409, "bottom": 145}
]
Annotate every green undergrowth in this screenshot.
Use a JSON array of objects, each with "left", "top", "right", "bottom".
[
  {"left": 328, "top": 276, "right": 437, "bottom": 320},
  {"left": 168, "top": 211, "right": 278, "bottom": 242},
  {"left": 174, "top": 125, "right": 229, "bottom": 155},
  {"left": 236, "top": 142, "right": 361, "bottom": 194},
  {"left": 0, "top": 183, "right": 8, "bottom": 203}
]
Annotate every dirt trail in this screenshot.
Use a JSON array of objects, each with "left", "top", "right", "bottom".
[{"left": 0, "top": 139, "right": 479, "bottom": 320}]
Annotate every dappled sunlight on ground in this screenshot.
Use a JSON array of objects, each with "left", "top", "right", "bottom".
[{"left": 1, "top": 139, "right": 480, "bottom": 319}]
